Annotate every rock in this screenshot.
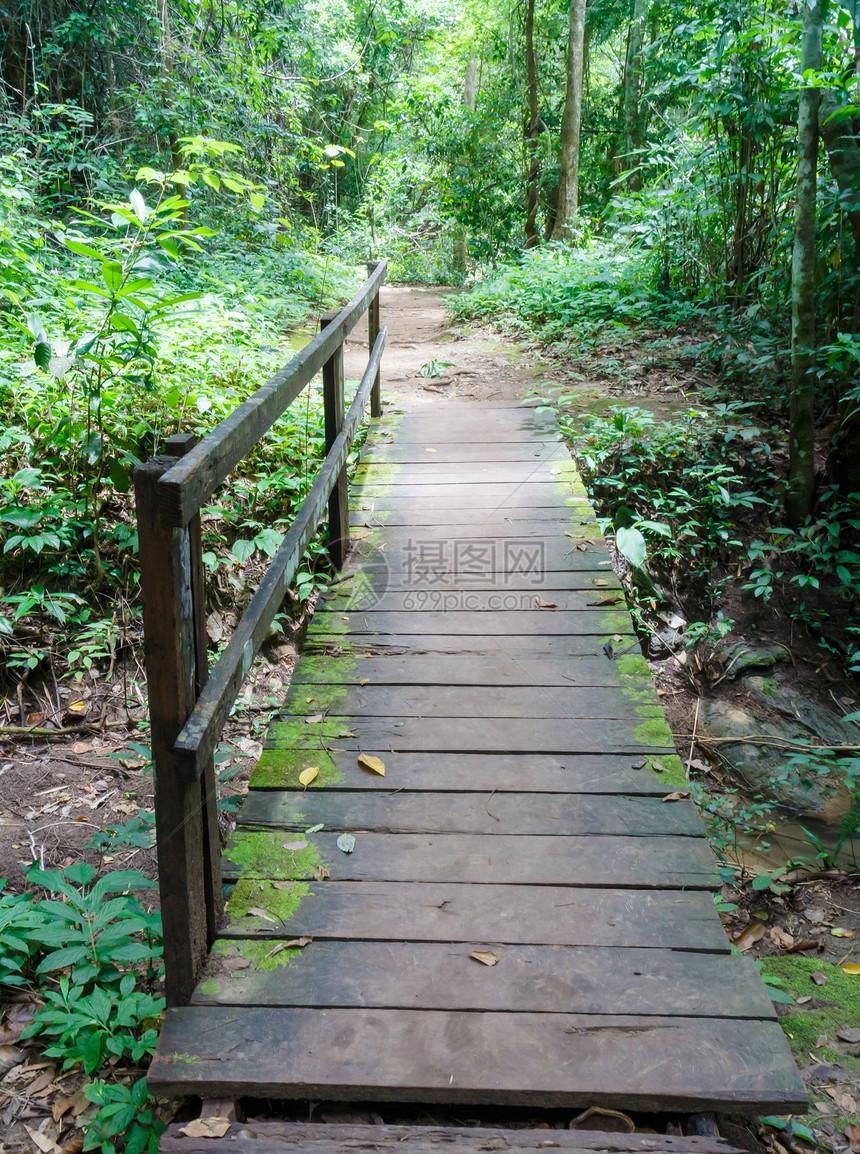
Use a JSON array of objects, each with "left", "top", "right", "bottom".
[
  {"left": 744, "top": 676, "right": 858, "bottom": 746},
  {"left": 697, "top": 690, "right": 853, "bottom": 819},
  {"left": 722, "top": 643, "right": 790, "bottom": 679}
]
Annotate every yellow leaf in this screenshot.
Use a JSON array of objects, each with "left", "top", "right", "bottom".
[
  {"left": 425, "top": 447, "right": 438, "bottom": 452},
  {"left": 67, "top": 700, "right": 86, "bottom": 713},
  {"left": 299, "top": 767, "right": 319, "bottom": 787},
  {"left": 470, "top": 950, "right": 499, "bottom": 966},
  {"left": 360, "top": 678, "right": 369, "bottom": 686},
  {"left": 831, "top": 928, "right": 856, "bottom": 938},
  {"left": 843, "top": 964, "right": 860, "bottom": 975},
  {"left": 358, "top": 753, "right": 385, "bottom": 776}
]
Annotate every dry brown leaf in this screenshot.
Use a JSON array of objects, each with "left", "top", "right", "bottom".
[
  {"left": 534, "top": 597, "right": 556, "bottom": 609},
  {"left": 61, "top": 1139, "right": 84, "bottom": 1154},
  {"left": 179, "top": 1118, "right": 232, "bottom": 1139},
  {"left": 352, "top": 528, "right": 370, "bottom": 540},
  {"left": 788, "top": 937, "right": 819, "bottom": 953},
  {"left": 0, "top": 1002, "right": 36, "bottom": 1044},
  {"left": 825, "top": 1086, "right": 859, "bottom": 1113},
  {"left": 844, "top": 1123, "right": 860, "bottom": 1151},
  {"left": 591, "top": 578, "right": 609, "bottom": 587},
  {"left": 26, "top": 1070, "right": 57, "bottom": 1096},
  {"left": 52, "top": 1097, "right": 78, "bottom": 1123},
  {"left": 26, "top": 711, "right": 46, "bottom": 727},
  {"left": 733, "top": 921, "right": 766, "bottom": 952},
  {"left": 223, "top": 956, "right": 252, "bottom": 971},
  {"left": 661, "top": 790, "right": 691, "bottom": 802},
  {"left": 587, "top": 597, "right": 623, "bottom": 606},
  {"left": 811, "top": 970, "right": 828, "bottom": 986},
  {"left": 70, "top": 742, "right": 91, "bottom": 754},
  {"left": 304, "top": 713, "right": 324, "bottom": 725},
  {"left": 284, "top": 936, "right": 313, "bottom": 949},
  {"left": 358, "top": 753, "right": 385, "bottom": 776},
  {"left": 24, "top": 1127, "right": 62, "bottom": 1154},
  {"left": 247, "top": 907, "right": 276, "bottom": 922},
  {"left": 770, "top": 926, "right": 795, "bottom": 950},
  {"left": 470, "top": 949, "right": 499, "bottom": 966}
]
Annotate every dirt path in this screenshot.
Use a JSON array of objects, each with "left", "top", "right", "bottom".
[{"left": 343, "top": 285, "right": 558, "bottom": 406}]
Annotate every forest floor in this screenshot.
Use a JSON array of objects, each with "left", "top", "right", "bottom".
[{"left": 1, "top": 285, "right": 859, "bottom": 1153}]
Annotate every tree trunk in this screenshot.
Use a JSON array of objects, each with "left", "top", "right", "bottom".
[
  {"left": 787, "top": 0, "right": 826, "bottom": 526},
  {"left": 524, "top": 0, "right": 541, "bottom": 248},
  {"left": 622, "top": 0, "right": 648, "bottom": 193},
  {"left": 453, "top": 59, "right": 479, "bottom": 273},
  {"left": 551, "top": 0, "right": 587, "bottom": 241}
]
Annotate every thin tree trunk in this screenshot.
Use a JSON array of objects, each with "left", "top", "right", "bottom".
[
  {"left": 524, "top": 0, "right": 541, "bottom": 248},
  {"left": 453, "top": 60, "right": 479, "bottom": 273},
  {"left": 787, "top": 0, "right": 826, "bottom": 525},
  {"left": 622, "top": 0, "right": 647, "bottom": 192},
  {"left": 551, "top": 0, "right": 587, "bottom": 241}
]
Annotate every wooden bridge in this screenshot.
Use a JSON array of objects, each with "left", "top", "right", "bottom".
[{"left": 139, "top": 267, "right": 806, "bottom": 1148}]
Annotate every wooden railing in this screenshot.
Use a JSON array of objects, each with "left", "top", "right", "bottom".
[{"left": 134, "top": 260, "right": 388, "bottom": 1006}]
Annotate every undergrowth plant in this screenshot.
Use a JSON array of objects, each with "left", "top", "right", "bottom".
[{"left": 1, "top": 862, "right": 165, "bottom": 1153}]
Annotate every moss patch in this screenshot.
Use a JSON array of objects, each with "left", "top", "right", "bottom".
[
  {"left": 634, "top": 715, "right": 675, "bottom": 749},
  {"left": 198, "top": 978, "right": 220, "bottom": 997},
  {"left": 225, "top": 830, "right": 324, "bottom": 880},
  {"left": 286, "top": 683, "right": 349, "bottom": 715},
  {"left": 226, "top": 878, "right": 312, "bottom": 923},
  {"left": 761, "top": 957, "right": 860, "bottom": 1070},
  {"left": 213, "top": 939, "right": 305, "bottom": 973},
  {"left": 289, "top": 656, "right": 362, "bottom": 684},
  {"left": 266, "top": 717, "right": 351, "bottom": 744},
  {"left": 250, "top": 748, "right": 344, "bottom": 789},
  {"left": 599, "top": 609, "right": 635, "bottom": 637},
  {"left": 649, "top": 753, "right": 687, "bottom": 788}
]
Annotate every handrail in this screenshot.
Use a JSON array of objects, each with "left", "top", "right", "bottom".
[
  {"left": 134, "top": 260, "right": 387, "bottom": 1007},
  {"left": 173, "top": 326, "right": 387, "bottom": 782},
  {"left": 156, "top": 260, "right": 388, "bottom": 527}
]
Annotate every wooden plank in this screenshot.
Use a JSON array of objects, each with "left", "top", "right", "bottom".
[
  {"left": 333, "top": 569, "right": 617, "bottom": 595},
  {"left": 351, "top": 506, "right": 595, "bottom": 525},
  {"left": 220, "top": 881, "right": 730, "bottom": 950},
  {"left": 147, "top": 1005, "right": 808, "bottom": 1112},
  {"left": 352, "top": 483, "right": 585, "bottom": 505},
  {"left": 237, "top": 790, "right": 704, "bottom": 837},
  {"left": 223, "top": 832, "right": 718, "bottom": 887},
  {"left": 353, "top": 463, "right": 582, "bottom": 484},
  {"left": 305, "top": 611, "right": 636, "bottom": 637},
  {"left": 325, "top": 592, "right": 627, "bottom": 618},
  {"left": 347, "top": 518, "right": 600, "bottom": 541},
  {"left": 194, "top": 942, "right": 774, "bottom": 1019},
  {"left": 160, "top": 1121, "right": 746, "bottom": 1154},
  {"left": 290, "top": 653, "right": 638, "bottom": 688},
  {"left": 283, "top": 684, "right": 658, "bottom": 719},
  {"left": 250, "top": 751, "right": 674, "bottom": 796},
  {"left": 362, "top": 442, "right": 570, "bottom": 462},
  {"left": 303, "top": 632, "right": 642, "bottom": 660},
  {"left": 264, "top": 715, "right": 673, "bottom": 754},
  {"left": 157, "top": 260, "right": 388, "bottom": 526}
]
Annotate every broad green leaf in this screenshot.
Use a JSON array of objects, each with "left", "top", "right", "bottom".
[
  {"left": 129, "top": 188, "right": 147, "bottom": 223},
  {"left": 101, "top": 260, "right": 124, "bottom": 292},
  {"left": 65, "top": 239, "right": 105, "bottom": 260},
  {"left": 615, "top": 525, "right": 647, "bottom": 568},
  {"left": 36, "top": 944, "right": 90, "bottom": 972}
]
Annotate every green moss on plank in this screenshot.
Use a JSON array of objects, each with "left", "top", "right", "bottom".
[
  {"left": 286, "top": 683, "right": 349, "bottom": 716},
  {"left": 634, "top": 716, "right": 676, "bottom": 748},
  {"left": 225, "top": 829, "right": 324, "bottom": 879},
  {"left": 250, "top": 748, "right": 344, "bottom": 788},
  {"left": 649, "top": 754, "right": 687, "bottom": 788},
  {"left": 225, "top": 878, "right": 312, "bottom": 923},
  {"left": 599, "top": 609, "right": 635, "bottom": 636},
  {"left": 198, "top": 979, "right": 220, "bottom": 997},
  {"left": 214, "top": 938, "right": 305, "bottom": 973},
  {"left": 266, "top": 717, "right": 351, "bottom": 744},
  {"left": 289, "top": 656, "right": 362, "bottom": 685}
]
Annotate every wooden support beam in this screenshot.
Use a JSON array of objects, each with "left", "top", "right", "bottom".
[
  {"left": 368, "top": 259, "right": 382, "bottom": 417},
  {"left": 321, "top": 309, "right": 349, "bottom": 569}
]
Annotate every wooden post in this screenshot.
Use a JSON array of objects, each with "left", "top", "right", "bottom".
[
  {"left": 320, "top": 310, "right": 349, "bottom": 569},
  {"left": 135, "top": 434, "right": 222, "bottom": 1007},
  {"left": 367, "top": 261, "right": 382, "bottom": 418}
]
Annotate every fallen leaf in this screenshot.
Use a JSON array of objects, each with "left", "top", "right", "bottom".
[
  {"left": 360, "top": 678, "right": 370, "bottom": 686},
  {"left": 650, "top": 760, "right": 666, "bottom": 773},
  {"left": 26, "top": 711, "right": 46, "bottom": 727},
  {"left": 591, "top": 579, "right": 609, "bottom": 587},
  {"left": 733, "top": 921, "right": 766, "bottom": 951},
  {"left": 358, "top": 753, "right": 385, "bottom": 776},
  {"left": 351, "top": 528, "right": 370, "bottom": 540},
  {"left": 470, "top": 950, "right": 499, "bottom": 966},
  {"left": 66, "top": 700, "right": 86, "bottom": 713},
  {"left": 838, "top": 1028, "right": 860, "bottom": 1043},
  {"left": 587, "top": 597, "right": 623, "bottom": 606},
  {"left": 770, "top": 927, "right": 795, "bottom": 950},
  {"left": 674, "top": 650, "right": 688, "bottom": 666},
  {"left": 825, "top": 1086, "right": 859, "bottom": 1113},
  {"left": 247, "top": 907, "right": 276, "bottom": 922},
  {"left": 844, "top": 1123, "right": 860, "bottom": 1151},
  {"left": 788, "top": 938, "right": 819, "bottom": 953},
  {"left": 796, "top": 995, "right": 813, "bottom": 1005},
  {"left": 298, "top": 767, "right": 319, "bottom": 787},
  {"left": 661, "top": 790, "right": 691, "bottom": 802},
  {"left": 832, "top": 928, "right": 856, "bottom": 938},
  {"left": 305, "top": 823, "right": 324, "bottom": 834},
  {"left": 52, "top": 1097, "right": 78, "bottom": 1123},
  {"left": 283, "top": 840, "right": 309, "bottom": 851},
  {"left": 0, "top": 1043, "right": 23, "bottom": 1076},
  {"left": 534, "top": 597, "right": 556, "bottom": 609},
  {"left": 284, "top": 936, "right": 313, "bottom": 949},
  {"left": 223, "top": 956, "right": 252, "bottom": 971},
  {"left": 337, "top": 833, "right": 356, "bottom": 853},
  {"left": 24, "top": 1127, "right": 62, "bottom": 1154},
  {"left": 811, "top": 971, "right": 828, "bottom": 986},
  {"left": 843, "top": 963, "right": 860, "bottom": 975},
  {"left": 425, "top": 447, "right": 438, "bottom": 453},
  {"left": 70, "top": 742, "right": 91, "bottom": 754},
  {"left": 304, "top": 713, "right": 324, "bottom": 724},
  {"left": 272, "top": 880, "right": 296, "bottom": 890},
  {"left": 179, "top": 1119, "right": 232, "bottom": 1139},
  {"left": 314, "top": 865, "right": 330, "bottom": 881}
]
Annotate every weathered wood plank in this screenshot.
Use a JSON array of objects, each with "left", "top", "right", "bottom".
[
  {"left": 283, "top": 684, "right": 658, "bottom": 720},
  {"left": 353, "top": 463, "right": 582, "bottom": 485},
  {"left": 289, "top": 653, "right": 638, "bottom": 688},
  {"left": 159, "top": 1121, "right": 745, "bottom": 1154},
  {"left": 361, "top": 442, "right": 570, "bottom": 462},
  {"left": 352, "top": 483, "right": 586, "bottom": 505},
  {"left": 237, "top": 790, "right": 704, "bottom": 838},
  {"left": 249, "top": 750, "right": 674, "bottom": 795},
  {"left": 350, "top": 505, "right": 595, "bottom": 526},
  {"left": 303, "top": 633, "right": 639, "bottom": 659},
  {"left": 264, "top": 714, "right": 674, "bottom": 754},
  {"left": 305, "top": 611, "right": 636, "bottom": 637},
  {"left": 193, "top": 942, "right": 774, "bottom": 1019},
  {"left": 223, "top": 831, "right": 718, "bottom": 888},
  {"left": 147, "top": 1005, "right": 808, "bottom": 1112},
  {"left": 219, "top": 881, "right": 730, "bottom": 950},
  {"left": 325, "top": 592, "right": 627, "bottom": 618}
]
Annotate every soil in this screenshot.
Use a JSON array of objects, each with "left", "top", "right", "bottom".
[{"left": 1, "top": 285, "right": 859, "bottom": 1154}]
